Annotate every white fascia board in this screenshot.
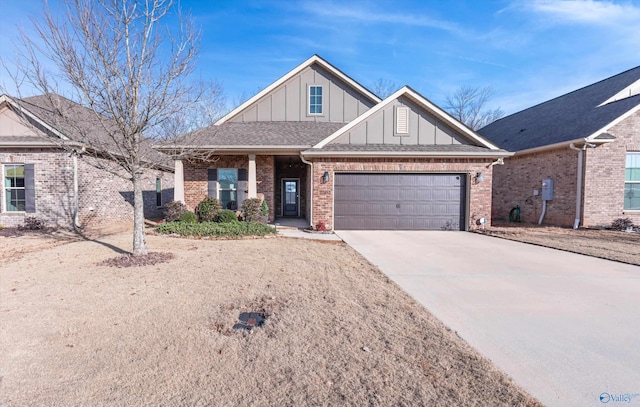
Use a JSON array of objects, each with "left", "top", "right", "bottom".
[
  {"left": 1, "top": 94, "right": 70, "bottom": 141},
  {"left": 214, "top": 55, "right": 381, "bottom": 125},
  {"left": 586, "top": 103, "right": 640, "bottom": 141},
  {"left": 313, "top": 86, "right": 499, "bottom": 150},
  {"left": 513, "top": 137, "right": 614, "bottom": 156},
  {"left": 301, "top": 150, "right": 513, "bottom": 158}
]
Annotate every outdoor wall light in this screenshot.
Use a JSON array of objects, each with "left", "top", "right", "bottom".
[
  {"left": 476, "top": 172, "right": 484, "bottom": 183},
  {"left": 323, "top": 171, "right": 330, "bottom": 183}
]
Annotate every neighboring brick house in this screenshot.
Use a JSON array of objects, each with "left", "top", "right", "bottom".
[
  {"left": 478, "top": 67, "right": 640, "bottom": 228},
  {"left": 161, "top": 55, "right": 510, "bottom": 231},
  {"left": 0, "top": 94, "right": 173, "bottom": 228}
]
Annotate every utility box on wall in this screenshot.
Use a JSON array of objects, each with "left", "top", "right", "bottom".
[{"left": 542, "top": 178, "right": 554, "bottom": 201}]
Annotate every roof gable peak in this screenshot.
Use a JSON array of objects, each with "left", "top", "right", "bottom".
[{"left": 214, "top": 55, "right": 381, "bottom": 125}]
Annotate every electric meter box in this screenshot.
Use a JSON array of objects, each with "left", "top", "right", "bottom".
[{"left": 541, "top": 178, "right": 554, "bottom": 201}]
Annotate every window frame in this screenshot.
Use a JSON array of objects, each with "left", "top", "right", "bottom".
[
  {"left": 217, "top": 168, "right": 239, "bottom": 210},
  {"left": 155, "top": 177, "right": 162, "bottom": 208},
  {"left": 308, "top": 85, "right": 324, "bottom": 116},
  {"left": 3, "top": 163, "right": 26, "bottom": 213},
  {"left": 624, "top": 152, "right": 640, "bottom": 211}
]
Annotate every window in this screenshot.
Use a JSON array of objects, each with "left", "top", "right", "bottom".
[
  {"left": 395, "top": 106, "right": 409, "bottom": 135},
  {"left": 4, "top": 164, "right": 26, "bottom": 212},
  {"left": 156, "top": 178, "right": 162, "bottom": 207},
  {"left": 218, "top": 169, "right": 238, "bottom": 210},
  {"left": 308, "top": 85, "right": 323, "bottom": 115},
  {"left": 625, "top": 152, "right": 640, "bottom": 210}
]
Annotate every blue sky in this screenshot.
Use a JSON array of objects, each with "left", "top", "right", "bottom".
[{"left": 1, "top": 0, "right": 639, "bottom": 115}]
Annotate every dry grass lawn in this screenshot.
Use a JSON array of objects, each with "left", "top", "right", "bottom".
[
  {"left": 476, "top": 224, "right": 640, "bottom": 266},
  {"left": 1, "top": 231, "right": 541, "bottom": 406}
]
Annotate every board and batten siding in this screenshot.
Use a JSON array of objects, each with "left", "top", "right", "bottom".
[
  {"left": 332, "top": 96, "right": 473, "bottom": 146},
  {"left": 229, "top": 64, "right": 375, "bottom": 123}
]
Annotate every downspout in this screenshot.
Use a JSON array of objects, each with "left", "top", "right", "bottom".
[
  {"left": 569, "top": 140, "right": 596, "bottom": 229},
  {"left": 73, "top": 153, "right": 82, "bottom": 229},
  {"left": 299, "top": 154, "right": 313, "bottom": 228},
  {"left": 568, "top": 143, "right": 583, "bottom": 229}
]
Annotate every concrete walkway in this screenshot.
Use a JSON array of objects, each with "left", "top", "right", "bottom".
[{"left": 336, "top": 231, "right": 640, "bottom": 407}]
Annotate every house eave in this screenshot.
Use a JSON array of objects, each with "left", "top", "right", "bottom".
[
  {"left": 154, "top": 145, "right": 311, "bottom": 155},
  {"left": 514, "top": 137, "right": 615, "bottom": 156},
  {"left": 301, "top": 149, "right": 514, "bottom": 159}
]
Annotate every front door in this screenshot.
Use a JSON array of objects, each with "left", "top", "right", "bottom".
[{"left": 282, "top": 179, "right": 299, "bottom": 216}]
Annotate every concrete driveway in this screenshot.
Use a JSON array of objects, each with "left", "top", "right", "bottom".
[{"left": 336, "top": 231, "right": 640, "bottom": 407}]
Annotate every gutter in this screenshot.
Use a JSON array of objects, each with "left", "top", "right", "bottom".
[
  {"left": 514, "top": 138, "right": 613, "bottom": 156},
  {"left": 301, "top": 150, "right": 514, "bottom": 158}
]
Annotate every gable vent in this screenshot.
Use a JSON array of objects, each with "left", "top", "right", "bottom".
[{"left": 395, "top": 106, "right": 409, "bottom": 134}]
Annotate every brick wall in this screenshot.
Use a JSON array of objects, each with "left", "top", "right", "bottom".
[
  {"left": 583, "top": 110, "right": 640, "bottom": 227},
  {"left": 77, "top": 156, "right": 173, "bottom": 226},
  {"left": 0, "top": 149, "right": 173, "bottom": 228},
  {"left": 492, "top": 148, "right": 578, "bottom": 226},
  {"left": 310, "top": 157, "right": 495, "bottom": 230},
  {"left": 182, "top": 155, "right": 275, "bottom": 222}
]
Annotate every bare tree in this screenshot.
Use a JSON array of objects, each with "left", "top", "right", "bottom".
[
  {"left": 444, "top": 85, "right": 504, "bottom": 130},
  {"left": 370, "top": 78, "right": 396, "bottom": 99},
  {"left": 11, "top": 0, "right": 203, "bottom": 256}
]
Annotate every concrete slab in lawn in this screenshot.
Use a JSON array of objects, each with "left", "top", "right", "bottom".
[{"left": 337, "top": 231, "right": 640, "bottom": 407}]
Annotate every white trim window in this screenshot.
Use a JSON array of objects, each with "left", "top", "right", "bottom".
[
  {"left": 308, "top": 85, "right": 323, "bottom": 115},
  {"left": 3, "top": 164, "right": 26, "bottom": 212},
  {"left": 625, "top": 152, "right": 640, "bottom": 210}
]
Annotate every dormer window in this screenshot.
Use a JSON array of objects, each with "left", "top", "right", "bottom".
[{"left": 308, "top": 85, "right": 323, "bottom": 115}]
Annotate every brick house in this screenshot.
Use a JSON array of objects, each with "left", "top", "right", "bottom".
[
  {"left": 478, "top": 66, "right": 640, "bottom": 228},
  {"left": 161, "top": 55, "right": 510, "bottom": 231},
  {"left": 0, "top": 94, "right": 174, "bottom": 228}
]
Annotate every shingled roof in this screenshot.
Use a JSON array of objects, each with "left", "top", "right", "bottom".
[
  {"left": 169, "top": 121, "right": 347, "bottom": 149},
  {"left": 478, "top": 66, "right": 640, "bottom": 152},
  {"left": 3, "top": 93, "right": 172, "bottom": 169}
]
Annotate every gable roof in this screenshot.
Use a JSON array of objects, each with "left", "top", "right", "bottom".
[
  {"left": 0, "top": 93, "right": 172, "bottom": 170},
  {"left": 478, "top": 66, "right": 640, "bottom": 152},
  {"left": 312, "top": 86, "right": 501, "bottom": 151},
  {"left": 214, "top": 55, "right": 381, "bottom": 125}
]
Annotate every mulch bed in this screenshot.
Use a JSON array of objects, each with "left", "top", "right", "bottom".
[{"left": 97, "top": 252, "right": 175, "bottom": 268}]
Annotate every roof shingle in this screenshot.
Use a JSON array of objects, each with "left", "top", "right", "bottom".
[{"left": 478, "top": 66, "right": 640, "bottom": 151}]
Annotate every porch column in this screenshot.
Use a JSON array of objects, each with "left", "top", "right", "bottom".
[
  {"left": 174, "top": 160, "right": 185, "bottom": 203},
  {"left": 248, "top": 154, "right": 257, "bottom": 198}
]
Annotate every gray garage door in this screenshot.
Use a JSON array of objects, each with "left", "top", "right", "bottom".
[{"left": 334, "top": 173, "right": 466, "bottom": 230}]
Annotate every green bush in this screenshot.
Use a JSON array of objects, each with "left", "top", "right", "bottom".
[
  {"left": 261, "top": 200, "right": 269, "bottom": 217},
  {"left": 179, "top": 211, "right": 198, "bottom": 223},
  {"left": 610, "top": 217, "right": 634, "bottom": 231},
  {"left": 242, "top": 198, "right": 266, "bottom": 223},
  {"left": 196, "top": 197, "right": 222, "bottom": 222},
  {"left": 156, "top": 221, "right": 276, "bottom": 237},
  {"left": 216, "top": 209, "right": 239, "bottom": 223},
  {"left": 164, "top": 200, "right": 188, "bottom": 222}
]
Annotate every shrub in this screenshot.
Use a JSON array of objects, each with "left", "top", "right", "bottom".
[
  {"left": 164, "top": 200, "right": 188, "bottom": 222},
  {"left": 156, "top": 221, "right": 276, "bottom": 238},
  {"left": 19, "top": 216, "right": 46, "bottom": 230},
  {"left": 315, "top": 220, "right": 327, "bottom": 232},
  {"left": 216, "top": 209, "right": 239, "bottom": 223},
  {"left": 610, "top": 217, "right": 634, "bottom": 231},
  {"left": 261, "top": 200, "right": 269, "bottom": 217},
  {"left": 196, "top": 197, "right": 222, "bottom": 222},
  {"left": 0, "top": 225, "right": 4, "bottom": 231},
  {"left": 179, "top": 211, "right": 198, "bottom": 223},
  {"left": 242, "top": 198, "right": 266, "bottom": 223}
]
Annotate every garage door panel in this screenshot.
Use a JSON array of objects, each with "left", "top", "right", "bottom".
[{"left": 334, "top": 173, "right": 466, "bottom": 230}]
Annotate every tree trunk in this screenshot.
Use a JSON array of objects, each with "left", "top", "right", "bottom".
[{"left": 132, "top": 171, "right": 148, "bottom": 256}]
